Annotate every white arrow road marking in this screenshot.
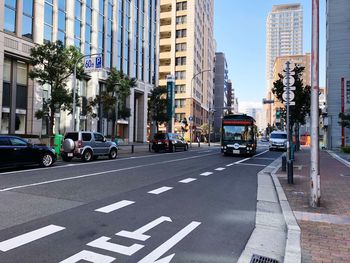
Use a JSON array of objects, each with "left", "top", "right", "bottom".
[
  {"left": 200, "top": 172, "right": 213, "bottom": 176},
  {"left": 95, "top": 200, "right": 135, "bottom": 214},
  {"left": 59, "top": 250, "right": 116, "bottom": 263},
  {"left": 179, "top": 178, "right": 197, "bottom": 184},
  {"left": 215, "top": 167, "right": 225, "bottom": 171},
  {"left": 116, "top": 216, "right": 172, "bottom": 241},
  {"left": 0, "top": 225, "right": 65, "bottom": 252},
  {"left": 87, "top": 236, "right": 143, "bottom": 256},
  {"left": 138, "top": 221, "right": 201, "bottom": 263},
  {"left": 148, "top": 186, "right": 173, "bottom": 195}
]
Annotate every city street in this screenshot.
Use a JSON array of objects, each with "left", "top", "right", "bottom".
[{"left": 0, "top": 145, "right": 281, "bottom": 263}]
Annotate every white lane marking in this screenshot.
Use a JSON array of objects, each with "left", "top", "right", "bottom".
[
  {"left": 59, "top": 250, "right": 116, "bottom": 263},
  {"left": 0, "top": 149, "right": 208, "bottom": 176},
  {"left": 253, "top": 150, "right": 269, "bottom": 157},
  {"left": 253, "top": 157, "right": 276, "bottom": 160},
  {"left": 226, "top": 163, "right": 234, "bottom": 167},
  {"left": 234, "top": 157, "right": 251, "bottom": 164},
  {"left": 0, "top": 225, "right": 65, "bottom": 252},
  {"left": 235, "top": 163, "right": 267, "bottom": 167},
  {"left": 0, "top": 153, "right": 216, "bottom": 192},
  {"left": 87, "top": 236, "right": 143, "bottom": 256},
  {"left": 116, "top": 216, "right": 172, "bottom": 241},
  {"left": 95, "top": 200, "right": 135, "bottom": 214},
  {"left": 179, "top": 178, "right": 197, "bottom": 184},
  {"left": 148, "top": 186, "right": 173, "bottom": 195},
  {"left": 200, "top": 172, "right": 213, "bottom": 176},
  {"left": 215, "top": 167, "right": 225, "bottom": 171},
  {"left": 138, "top": 221, "right": 201, "bottom": 263}
]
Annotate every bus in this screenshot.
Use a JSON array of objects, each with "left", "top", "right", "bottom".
[{"left": 221, "top": 114, "right": 257, "bottom": 156}]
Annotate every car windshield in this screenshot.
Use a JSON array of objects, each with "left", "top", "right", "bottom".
[
  {"left": 270, "top": 133, "right": 287, "bottom": 139},
  {"left": 223, "top": 125, "right": 254, "bottom": 141},
  {"left": 154, "top": 133, "right": 167, "bottom": 140},
  {"left": 65, "top": 132, "right": 79, "bottom": 141}
]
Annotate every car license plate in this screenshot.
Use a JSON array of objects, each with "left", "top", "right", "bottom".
[
  {"left": 67, "top": 153, "right": 73, "bottom": 157},
  {"left": 232, "top": 150, "right": 240, "bottom": 154},
  {"left": 157, "top": 142, "right": 162, "bottom": 144}
]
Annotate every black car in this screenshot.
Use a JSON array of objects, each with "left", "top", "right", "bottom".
[
  {"left": 151, "top": 133, "right": 188, "bottom": 152},
  {"left": 0, "top": 136, "right": 57, "bottom": 168}
]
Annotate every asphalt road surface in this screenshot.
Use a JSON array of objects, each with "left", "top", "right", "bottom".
[{"left": 0, "top": 145, "right": 282, "bottom": 263}]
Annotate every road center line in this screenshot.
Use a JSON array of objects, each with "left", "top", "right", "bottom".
[
  {"left": 0, "top": 153, "right": 216, "bottom": 192},
  {"left": 95, "top": 200, "right": 135, "bottom": 214},
  {"left": 234, "top": 157, "right": 251, "bottom": 164},
  {"left": 200, "top": 172, "right": 213, "bottom": 176},
  {"left": 179, "top": 178, "right": 197, "bottom": 184},
  {"left": 148, "top": 186, "right": 173, "bottom": 195},
  {"left": 0, "top": 225, "right": 65, "bottom": 252},
  {"left": 215, "top": 167, "right": 225, "bottom": 171}
]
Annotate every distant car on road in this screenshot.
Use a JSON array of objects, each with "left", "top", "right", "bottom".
[
  {"left": 0, "top": 135, "right": 56, "bottom": 168},
  {"left": 269, "top": 131, "right": 287, "bottom": 151},
  {"left": 60, "top": 131, "right": 118, "bottom": 162},
  {"left": 151, "top": 133, "right": 188, "bottom": 153}
]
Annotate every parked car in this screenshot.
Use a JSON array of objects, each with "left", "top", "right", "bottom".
[
  {"left": 60, "top": 131, "right": 118, "bottom": 162},
  {"left": 269, "top": 131, "right": 287, "bottom": 151},
  {"left": 151, "top": 133, "right": 188, "bottom": 152},
  {"left": 0, "top": 135, "right": 56, "bottom": 168}
]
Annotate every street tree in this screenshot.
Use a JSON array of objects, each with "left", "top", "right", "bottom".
[
  {"left": 272, "top": 65, "right": 311, "bottom": 149},
  {"left": 148, "top": 86, "right": 169, "bottom": 132},
  {"left": 92, "top": 68, "right": 136, "bottom": 139},
  {"left": 29, "top": 40, "right": 84, "bottom": 144},
  {"left": 339, "top": 112, "right": 350, "bottom": 128}
]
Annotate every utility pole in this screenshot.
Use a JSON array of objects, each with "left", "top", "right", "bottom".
[{"left": 310, "top": 0, "right": 321, "bottom": 207}]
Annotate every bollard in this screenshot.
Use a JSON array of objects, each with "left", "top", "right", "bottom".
[
  {"left": 287, "top": 160, "right": 294, "bottom": 184},
  {"left": 131, "top": 145, "right": 134, "bottom": 153},
  {"left": 282, "top": 154, "right": 286, "bottom": 172}
]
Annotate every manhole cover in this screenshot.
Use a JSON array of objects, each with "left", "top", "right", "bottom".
[{"left": 250, "top": 254, "right": 279, "bottom": 263}]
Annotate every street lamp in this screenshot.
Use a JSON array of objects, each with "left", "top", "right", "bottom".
[
  {"left": 72, "top": 53, "right": 102, "bottom": 131},
  {"left": 190, "top": 69, "right": 213, "bottom": 147}
]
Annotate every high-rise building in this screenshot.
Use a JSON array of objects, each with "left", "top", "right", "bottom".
[
  {"left": 326, "top": 0, "right": 350, "bottom": 149},
  {"left": 213, "top": 52, "right": 228, "bottom": 141},
  {"left": 0, "top": 0, "right": 158, "bottom": 143},
  {"left": 265, "top": 3, "right": 303, "bottom": 127},
  {"left": 158, "top": 0, "right": 215, "bottom": 139}
]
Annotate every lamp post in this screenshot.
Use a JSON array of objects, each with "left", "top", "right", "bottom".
[
  {"left": 72, "top": 53, "right": 102, "bottom": 131},
  {"left": 190, "top": 69, "right": 213, "bottom": 147}
]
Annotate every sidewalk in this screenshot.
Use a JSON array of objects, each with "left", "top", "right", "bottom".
[{"left": 276, "top": 147, "right": 350, "bottom": 262}]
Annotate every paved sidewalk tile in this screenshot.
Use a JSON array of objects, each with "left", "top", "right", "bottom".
[{"left": 276, "top": 148, "right": 350, "bottom": 263}]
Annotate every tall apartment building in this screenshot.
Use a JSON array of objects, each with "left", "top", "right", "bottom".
[
  {"left": 326, "top": 0, "right": 350, "bottom": 149},
  {"left": 213, "top": 52, "right": 228, "bottom": 141},
  {"left": 0, "top": 0, "right": 158, "bottom": 143},
  {"left": 265, "top": 3, "right": 303, "bottom": 126},
  {"left": 158, "top": 0, "right": 215, "bottom": 139},
  {"left": 272, "top": 53, "right": 311, "bottom": 127}
]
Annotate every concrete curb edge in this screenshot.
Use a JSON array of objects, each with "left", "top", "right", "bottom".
[{"left": 326, "top": 150, "right": 350, "bottom": 168}]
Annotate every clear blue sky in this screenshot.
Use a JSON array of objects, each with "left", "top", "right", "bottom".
[{"left": 214, "top": 0, "right": 326, "bottom": 104}]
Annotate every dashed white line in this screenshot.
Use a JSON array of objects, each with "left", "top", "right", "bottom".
[
  {"left": 200, "top": 172, "right": 213, "bottom": 176},
  {"left": 179, "top": 178, "right": 197, "bottom": 184},
  {"left": 215, "top": 167, "right": 226, "bottom": 171},
  {"left": 95, "top": 200, "right": 135, "bottom": 214},
  {"left": 148, "top": 186, "right": 173, "bottom": 195},
  {"left": 235, "top": 163, "right": 267, "bottom": 167},
  {"left": 234, "top": 157, "right": 251, "bottom": 164},
  {"left": 226, "top": 163, "right": 234, "bottom": 167},
  {"left": 253, "top": 150, "right": 269, "bottom": 157},
  {"left": 0, "top": 225, "right": 65, "bottom": 252}
]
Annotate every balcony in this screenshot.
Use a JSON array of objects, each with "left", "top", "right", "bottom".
[
  {"left": 160, "top": 4, "right": 172, "bottom": 13},
  {"left": 160, "top": 31, "right": 171, "bottom": 39},
  {"left": 160, "top": 18, "right": 171, "bottom": 26}
]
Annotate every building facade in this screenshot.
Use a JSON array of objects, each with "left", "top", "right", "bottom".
[
  {"left": 0, "top": 0, "right": 158, "bottom": 143},
  {"left": 213, "top": 52, "right": 228, "bottom": 141},
  {"left": 265, "top": 3, "right": 303, "bottom": 127},
  {"left": 271, "top": 53, "right": 311, "bottom": 128},
  {"left": 158, "top": 0, "right": 215, "bottom": 140},
  {"left": 326, "top": 0, "right": 350, "bottom": 149}
]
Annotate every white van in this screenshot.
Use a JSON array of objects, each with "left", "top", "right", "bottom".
[{"left": 269, "top": 131, "right": 287, "bottom": 151}]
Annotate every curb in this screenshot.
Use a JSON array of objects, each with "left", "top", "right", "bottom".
[
  {"left": 326, "top": 150, "right": 350, "bottom": 168},
  {"left": 238, "top": 156, "right": 301, "bottom": 263}
]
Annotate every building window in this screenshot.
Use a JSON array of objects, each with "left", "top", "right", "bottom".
[
  {"left": 44, "top": 0, "right": 54, "bottom": 42},
  {"left": 175, "top": 43, "right": 187, "bottom": 52},
  {"left": 175, "top": 85, "right": 186, "bottom": 94},
  {"left": 22, "top": 0, "right": 33, "bottom": 39},
  {"left": 105, "top": 0, "right": 113, "bottom": 68},
  {"left": 139, "top": 0, "right": 145, "bottom": 80},
  {"left": 57, "top": 0, "right": 66, "bottom": 44},
  {"left": 117, "top": 0, "right": 123, "bottom": 70},
  {"left": 175, "top": 113, "right": 185, "bottom": 122},
  {"left": 4, "top": 0, "right": 17, "bottom": 33},
  {"left": 176, "top": 29, "right": 187, "bottom": 38},
  {"left": 98, "top": 0, "right": 105, "bottom": 61},
  {"left": 176, "top": 1, "right": 187, "bottom": 11},
  {"left": 175, "top": 57, "right": 186, "bottom": 66},
  {"left": 175, "top": 71, "right": 186, "bottom": 80},
  {"left": 175, "top": 99, "right": 185, "bottom": 108},
  {"left": 176, "top": 15, "right": 187, "bottom": 24},
  {"left": 85, "top": 0, "right": 92, "bottom": 55},
  {"left": 74, "top": 0, "right": 82, "bottom": 48},
  {"left": 123, "top": 0, "right": 131, "bottom": 75}
]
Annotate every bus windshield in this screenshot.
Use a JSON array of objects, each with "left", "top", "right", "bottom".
[{"left": 223, "top": 125, "right": 254, "bottom": 141}]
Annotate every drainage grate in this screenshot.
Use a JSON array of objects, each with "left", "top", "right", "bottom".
[{"left": 250, "top": 254, "right": 279, "bottom": 263}]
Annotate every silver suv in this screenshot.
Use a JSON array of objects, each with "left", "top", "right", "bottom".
[{"left": 60, "top": 131, "right": 118, "bottom": 162}]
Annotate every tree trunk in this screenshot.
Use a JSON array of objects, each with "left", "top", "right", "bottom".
[
  {"left": 295, "top": 123, "right": 300, "bottom": 151},
  {"left": 49, "top": 113, "right": 55, "bottom": 147}
]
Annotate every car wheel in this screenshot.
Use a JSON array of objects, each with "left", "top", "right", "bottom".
[
  {"left": 82, "top": 150, "right": 93, "bottom": 162},
  {"left": 61, "top": 154, "right": 73, "bottom": 162},
  {"left": 109, "top": 148, "right": 118, "bottom": 159},
  {"left": 40, "top": 153, "right": 53, "bottom": 167}
]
